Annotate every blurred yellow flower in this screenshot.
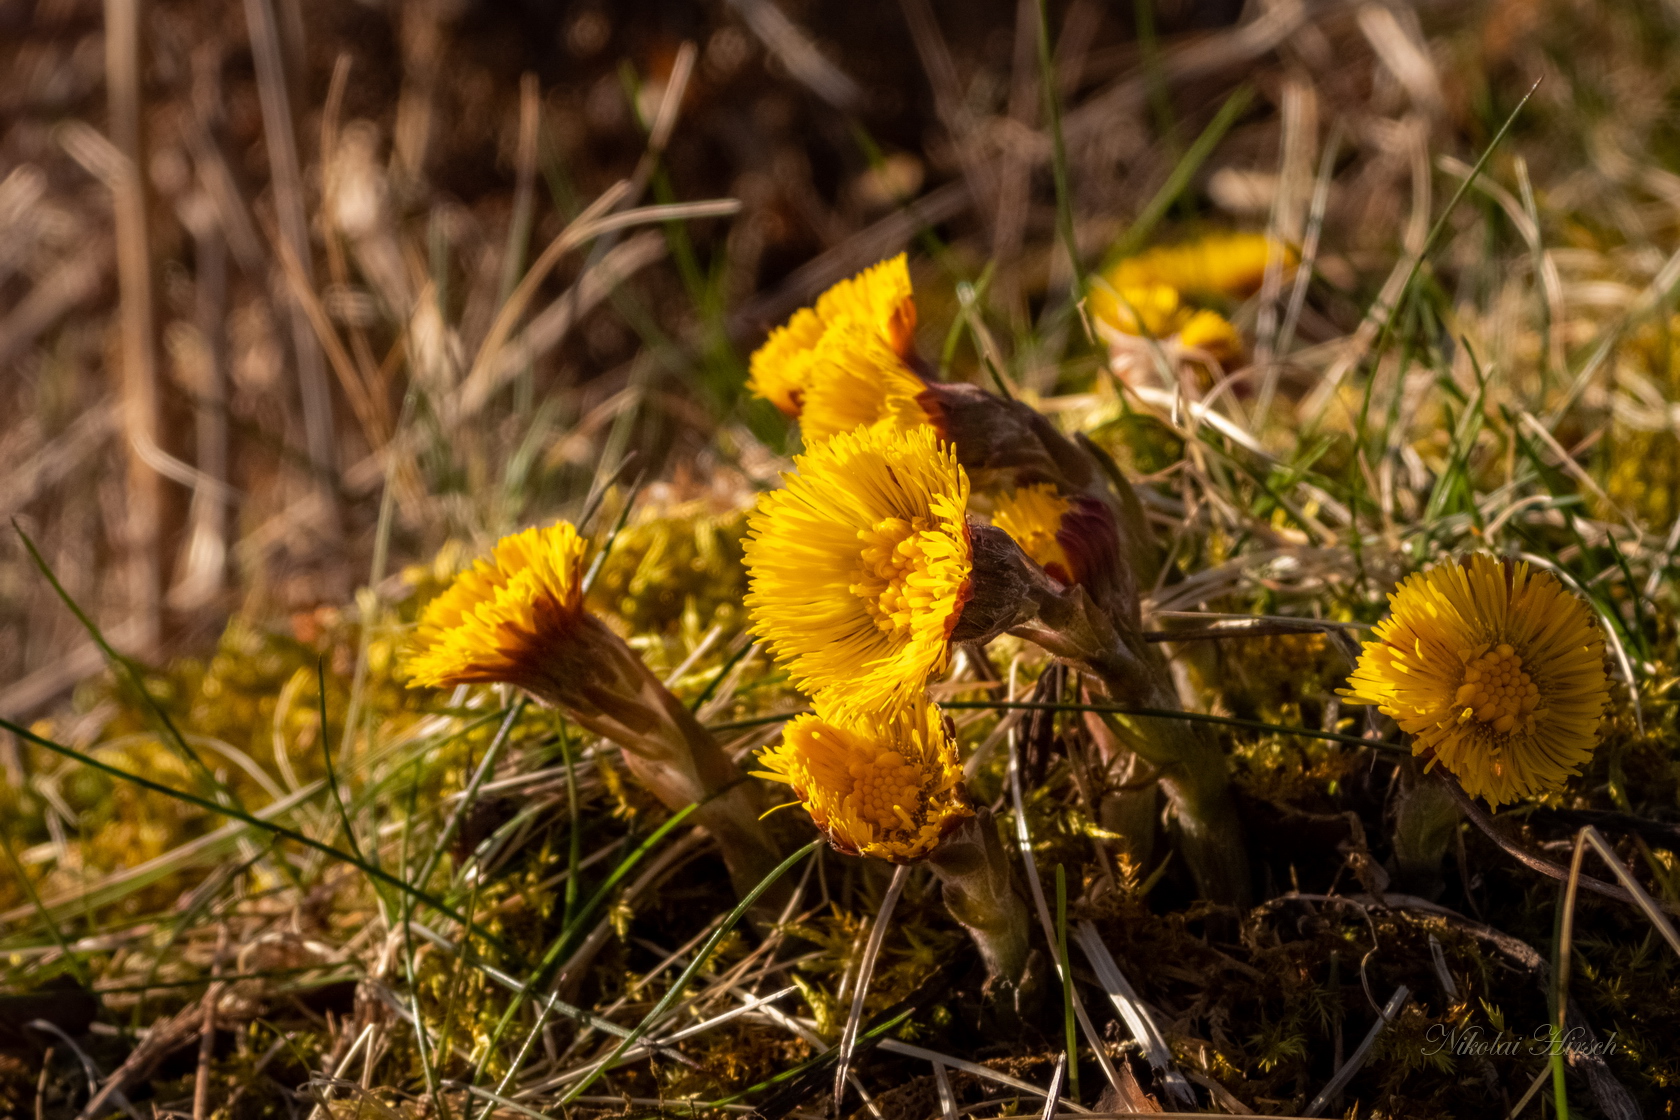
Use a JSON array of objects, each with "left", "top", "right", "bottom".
[
  {"left": 745, "top": 424, "right": 971, "bottom": 716},
  {"left": 1176, "top": 309, "right": 1245, "bottom": 366},
  {"left": 1087, "top": 282, "right": 1244, "bottom": 366},
  {"left": 990, "top": 484, "right": 1073, "bottom": 584},
  {"left": 1090, "top": 233, "right": 1294, "bottom": 367},
  {"left": 755, "top": 696, "right": 969, "bottom": 861},
  {"left": 1340, "top": 555, "right": 1611, "bottom": 807},
  {"left": 747, "top": 254, "right": 917, "bottom": 417},
  {"left": 405, "top": 521, "right": 590, "bottom": 693},
  {"left": 799, "top": 316, "right": 931, "bottom": 444},
  {"left": 1107, "top": 232, "right": 1295, "bottom": 297},
  {"left": 1086, "top": 281, "right": 1185, "bottom": 339}
]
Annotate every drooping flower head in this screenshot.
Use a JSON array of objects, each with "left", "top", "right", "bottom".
[
  {"left": 755, "top": 696, "right": 970, "bottom": 862},
  {"left": 745, "top": 424, "right": 972, "bottom": 716},
  {"left": 991, "top": 485, "right": 1074, "bottom": 584},
  {"left": 747, "top": 254, "right": 917, "bottom": 417},
  {"left": 405, "top": 521, "right": 591, "bottom": 693},
  {"left": 1340, "top": 554, "right": 1611, "bottom": 807},
  {"left": 799, "top": 317, "right": 932, "bottom": 444},
  {"left": 988, "top": 483, "right": 1133, "bottom": 624},
  {"left": 405, "top": 520, "right": 789, "bottom": 905}
]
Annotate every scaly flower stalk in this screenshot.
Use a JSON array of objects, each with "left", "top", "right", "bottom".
[
  {"left": 755, "top": 697, "right": 1031, "bottom": 991},
  {"left": 1389, "top": 759, "right": 1460, "bottom": 899},
  {"left": 1006, "top": 562, "right": 1252, "bottom": 907},
  {"left": 405, "top": 522, "right": 786, "bottom": 903}
]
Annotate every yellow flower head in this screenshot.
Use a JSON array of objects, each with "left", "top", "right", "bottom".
[
  {"left": 745, "top": 424, "right": 972, "bottom": 716},
  {"left": 755, "top": 697, "right": 970, "bottom": 861},
  {"left": 1340, "top": 554, "right": 1611, "bottom": 807},
  {"left": 799, "top": 316, "right": 932, "bottom": 444},
  {"left": 1086, "top": 281, "right": 1185, "bottom": 339},
  {"left": 405, "top": 522, "right": 591, "bottom": 693},
  {"left": 1106, "top": 232, "right": 1296, "bottom": 298},
  {"left": 991, "top": 484, "right": 1074, "bottom": 584},
  {"left": 1176, "top": 309, "right": 1244, "bottom": 366},
  {"left": 814, "top": 254, "right": 918, "bottom": 355},
  {"left": 747, "top": 254, "right": 918, "bottom": 417},
  {"left": 1088, "top": 280, "right": 1245, "bottom": 365},
  {"left": 748, "top": 308, "right": 825, "bottom": 416}
]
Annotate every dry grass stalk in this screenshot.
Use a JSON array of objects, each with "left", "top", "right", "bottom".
[
  {"left": 242, "top": 0, "right": 340, "bottom": 535},
  {"left": 95, "top": 0, "right": 160, "bottom": 654},
  {"left": 724, "top": 0, "right": 864, "bottom": 111}
]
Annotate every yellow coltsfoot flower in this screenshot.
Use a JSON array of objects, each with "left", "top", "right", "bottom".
[
  {"left": 747, "top": 307, "right": 825, "bottom": 416},
  {"left": 755, "top": 697, "right": 969, "bottom": 862},
  {"left": 406, "top": 521, "right": 591, "bottom": 694},
  {"left": 405, "top": 520, "right": 788, "bottom": 902},
  {"left": 745, "top": 424, "right": 973, "bottom": 715},
  {"left": 798, "top": 316, "right": 932, "bottom": 444},
  {"left": 1090, "top": 233, "right": 1294, "bottom": 370},
  {"left": 1341, "top": 554, "right": 1611, "bottom": 807},
  {"left": 814, "top": 254, "right": 918, "bottom": 352},
  {"left": 747, "top": 254, "right": 917, "bottom": 417},
  {"left": 1086, "top": 281, "right": 1187, "bottom": 340},
  {"left": 760, "top": 695, "right": 1032, "bottom": 989},
  {"left": 1174, "top": 308, "right": 1245, "bottom": 367},
  {"left": 1087, "top": 280, "right": 1245, "bottom": 370}
]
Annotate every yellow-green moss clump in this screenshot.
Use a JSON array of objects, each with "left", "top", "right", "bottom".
[{"left": 586, "top": 499, "right": 750, "bottom": 640}]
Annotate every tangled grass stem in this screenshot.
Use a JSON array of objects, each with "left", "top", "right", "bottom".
[
  {"left": 1435, "top": 771, "right": 1680, "bottom": 916},
  {"left": 558, "top": 840, "right": 822, "bottom": 1104},
  {"left": 711, "top": 700, "right": 1409, "bottom": 753},
  {"left": 0, "top": 714, "right": 513, "bottom": 956}
]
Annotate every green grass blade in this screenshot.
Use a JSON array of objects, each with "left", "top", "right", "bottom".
[
  {"left": 471, "top": 802, "right": 701, "bottom": 1080},
  {"left": 559, "top": 839, "right": 820, "bottom": 1103},
  {"left": 1035, "top": 0, "right": 1082, "bottom": 297},
  {"left": 1362, "top": 79, "right": 1541, "bottom": 385},
  {"left": 0, "top": 714, "right": 508, "bottom": 955},
  {"left": 317, "top": 659, "right": 367, "bottom": 868},
  {"left": 13, "top": 521, "right": 242, "bottom": 813},
  {"left": 712, "top": 701, "right": 1407, "bottom": 753},
  {"left": 415, "top": 699, "right": 526, "bottom": 892},
  {"left": 1055, "top": 864, "right": 1079, "bottom": 1101},
  {"left": 1103, "top": 86, "right": 1253, "bottom": 268},
  {"left": 0, "top": 830, "right": 88, "bottom": 986}
]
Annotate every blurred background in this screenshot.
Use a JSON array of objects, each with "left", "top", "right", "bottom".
[{"left": 3, "top": 0, "right": 1597, "bottom": 718}]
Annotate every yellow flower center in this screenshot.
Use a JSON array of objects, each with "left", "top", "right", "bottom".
[
  {"left": 852, "top": 516, "right": 943, "bottom": 637},
  {"left": 846, "top": 749, "right": 922, "bottom": 831},
  {"left": 1453, "top": 644, "right": 1541, "bottom": 735}
]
